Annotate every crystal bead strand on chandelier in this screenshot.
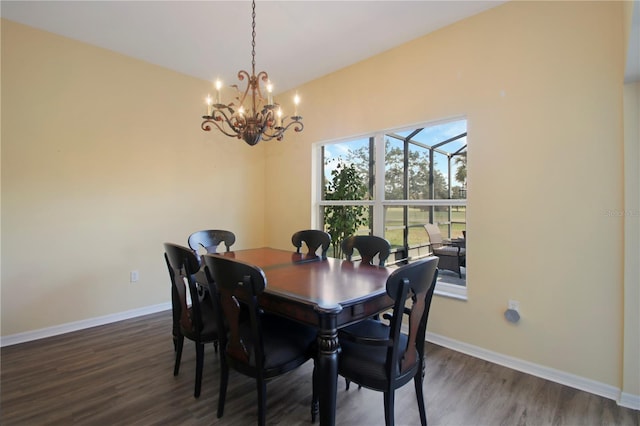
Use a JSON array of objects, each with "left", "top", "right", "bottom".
[{"left": 200, "top": 0, "right": 304, "bottom": 146}]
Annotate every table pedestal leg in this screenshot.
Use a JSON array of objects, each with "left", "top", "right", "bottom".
[{"left": 316, "top": 311, "right": 339, "bottom": 426}]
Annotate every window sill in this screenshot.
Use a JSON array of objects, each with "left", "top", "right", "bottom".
[{"left": 435, "top": 281, "right": 467, "bottom": 301}]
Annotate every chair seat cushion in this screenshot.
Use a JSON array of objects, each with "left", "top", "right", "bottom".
[
  {"left": 181, "top": 297, "right": 219, "bottom": 341},
  {"left": 237, "top": 313, "right": 316, "bottom": 370},
  {"left": 338, "top": 319, "right": 413, "bottom": 387},
  {"left": 198, "top": 297, "right": 220, "bottom": 336}
]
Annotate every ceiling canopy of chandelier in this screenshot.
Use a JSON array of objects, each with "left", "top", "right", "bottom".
[{"left": 201, "top": 0, "right": 304, "bottom": 146}]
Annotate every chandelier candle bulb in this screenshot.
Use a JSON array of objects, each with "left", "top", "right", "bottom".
[
  {"left": 206, "top": 95, "right": 213, "bottom": 116},
  {"left": 215, "top": 79, "right": 222, "bottom": 104},
  {"left": 294, "top": 93, "right": 300, "bottom": 116},
  {"left": 267, "top": 82, "right": 273, "bottom": 105}
]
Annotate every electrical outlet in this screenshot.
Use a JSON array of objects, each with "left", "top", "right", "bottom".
[
  {"left": 508, "top": 299, "right": 519, "bottom": 312},
  {"left": 130, "top": 270, "right": 139, "bottom": 283}
]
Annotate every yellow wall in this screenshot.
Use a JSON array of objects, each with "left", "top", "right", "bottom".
[
  {"left": 1, "top": 19, "right": 266, "bottom": 335},
  {"left": 1, "top": 0, "right": 635, "bottom": 398},
  {"left": 265, "top": 1, "right": 626, "bottom": 388}
]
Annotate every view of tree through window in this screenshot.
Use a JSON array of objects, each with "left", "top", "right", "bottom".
[
  {"left": 323, "top": 161, "right": 368, "bottom": 258},
  {"left": 318, "top": 119, "right": 467, "bottom": 287}
]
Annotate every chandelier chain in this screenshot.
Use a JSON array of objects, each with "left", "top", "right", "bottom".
[{"left": 251, "top": 0, "right": 256, "bottom": 76}]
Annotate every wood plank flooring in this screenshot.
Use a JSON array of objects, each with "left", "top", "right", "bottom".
[{"left": 1, "top": 311, "right": 638, "bottom": 425}]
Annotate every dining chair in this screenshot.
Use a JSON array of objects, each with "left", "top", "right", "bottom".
[
  {"left": 188, "top": 229, "right": 236, "bottom": 259},
  {"left": 291, "top": 229, "right": 331, "bottom": 259},
  {"left": 424, "top": 223, "right": 465, "bottom": 278},
  {"left": 341, "top": 235, "right": 391, "bottom": 266},
  {"left": 340, "top": 234, "right": 393, "bottom": 391},
  {"left": 164, "top": 243, "right": 221, "bottom": 398},
  {"left": 335, "top": 256, "right": 439, "bottom": 426},
  {"left": 201, "top": 254, "right": 317, "bottom": 426}
]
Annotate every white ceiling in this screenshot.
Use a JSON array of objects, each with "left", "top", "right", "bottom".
[
  {"left": 1, "top": 0, "right": 508, "bottom": 93},
  {"left": 1, "top": 1, "right": 638, "bottom": 91}
]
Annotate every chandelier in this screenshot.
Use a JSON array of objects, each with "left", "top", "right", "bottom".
[{"left": 201, "top": 0, "right": 304, "bottom": 146}]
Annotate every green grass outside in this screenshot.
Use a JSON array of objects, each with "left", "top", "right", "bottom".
[
  {"left": 323, "top": 205, "right": 465, "bottom": 256},
  {"left": 384, "top": 206, "right": 466, "bottom": 247}
]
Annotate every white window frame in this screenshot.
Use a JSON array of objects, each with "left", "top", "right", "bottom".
[{"left": 312, "top": 119, "right": 468, "bottom": 301}]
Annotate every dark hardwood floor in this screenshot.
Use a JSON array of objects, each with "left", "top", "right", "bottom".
[{"left": 1, "top": 311, "right": 638, "bottom": 425}]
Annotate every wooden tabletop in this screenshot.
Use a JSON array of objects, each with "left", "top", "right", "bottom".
[{"left": 220, "top": 247, "right": 392, "bottom": 311}]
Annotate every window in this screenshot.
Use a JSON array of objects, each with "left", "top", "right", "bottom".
[{"left": 315, "top": 118, "right": 467, "bottom": 299}]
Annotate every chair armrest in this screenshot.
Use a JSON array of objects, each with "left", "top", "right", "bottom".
[
  {"left": 438, "top": 244, "right": 462, "bottom": 254},
  {"left": 382, "top": 308, "right": 410, "bottom": 322}
]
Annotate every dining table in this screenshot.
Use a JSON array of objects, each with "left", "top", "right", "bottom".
[{"left": 215, "top": 247, "right": 394, "bottom": 426}]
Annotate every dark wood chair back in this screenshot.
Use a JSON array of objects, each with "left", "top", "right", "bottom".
[
  {"left": 188, "top": 229, "right": 236, "bottom": 257},
  {"left": 205, "top": 255, "right": 267, "bottom": 368},
  {"left": 164, "top": 243, "right": 205, "bottom": 338},
  {"left": 336, "top": 256, "right": 439, "bottom": 425},
  {"left": 291, "top": 229, "right": 331, "bottom": 259},
  {"left": 384, "top": 256, "right": 439, "bottom": 377},
  {"left": 341, "top": 235, "right": 391, "bottom": 266},
  {"left": 201, "top": 254, "right": 317, "bottom": 425},
  {"left": 163, "top": 242, "right": 219, "bottom": 398}
]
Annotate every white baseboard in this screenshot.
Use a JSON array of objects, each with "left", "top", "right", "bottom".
[
  {"left": 426, "top": 332, "right": 640, "bottom": 411},
  {"left": 619, "top": 392, "right": 640, "bottom": 410},
  {"left": 0, "top": 303, "right": 171, "bottom": 347}
]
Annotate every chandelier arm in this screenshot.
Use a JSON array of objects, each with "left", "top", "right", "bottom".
[
  {"left": 260, "top": 125, "right": 282, "bottom": 141},
  {"left": 279, "top": 118, "right": 305, "bottom": 134},
  {"left": 236, "top": 70, "right": 252, "bottom": 108},
  {"left": 254, "top": 71, "right": 269, "bottom": 106},
  {"left": 201, "top": 109, "right": 245, "bottom": 138},
  {"left": 213, "top": 108, "right": 242, "bottom": 130},
  {"left": 261, "top": 117, "right": 304, "bottom": 142},
  {"left": 201, "top": 118, "right": 241, "bottom": 138},
  {"left": 259, "top": 103, "right": 275, "bottom": 128}
]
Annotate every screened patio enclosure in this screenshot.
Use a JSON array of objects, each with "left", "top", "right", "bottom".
[
  {"left": 320, "top": 119, "right": 467, "bottom": 285},
  {"left": 383, "top": 124, "right": 466, "bottom": 273}
]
